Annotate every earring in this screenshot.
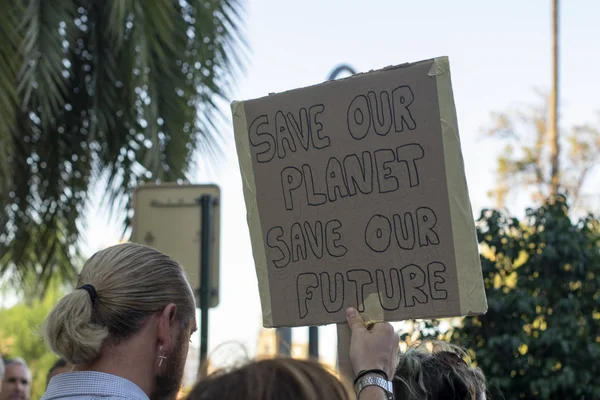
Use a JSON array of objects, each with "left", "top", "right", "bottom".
[{"left": 158, "top": 345, "right": 167, "bottom": 367}]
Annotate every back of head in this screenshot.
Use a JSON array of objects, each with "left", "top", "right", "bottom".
[
  {"left": 394, "top": 341, "right": 487, "bottom": 400},
  {"left": 43, "top": 243, "right": 196, "bottom": 364},
  {"left": 186, "top": 358, "right": 352, "bottom": 400},
  {"left": 47, "top": 359, "right": 69, "bottom": 385}
]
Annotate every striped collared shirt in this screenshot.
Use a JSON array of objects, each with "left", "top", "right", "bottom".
[{"left": 42, "top": 371, "right": 149, "bottom": 400}]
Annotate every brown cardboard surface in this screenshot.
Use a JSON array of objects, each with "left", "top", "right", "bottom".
[
  {"left": 429, "top": 58, "right": 488, "bottom": 315},
  {"left": 232, "top": 57, "right": 487, "bottom": 327},
  {"left": 232, "top": 101, "right": 273, "bottom": 325}
]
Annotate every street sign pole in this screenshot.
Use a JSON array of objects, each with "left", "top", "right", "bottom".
[
  {"left": 277, "top": 327, "right": 292, "bottom": 356},
  {"left": 198, "top": 195, "right": 216, "bottom": 377},
  {"left": 308, "top": 326, "right": 319, "bottom": 359}
]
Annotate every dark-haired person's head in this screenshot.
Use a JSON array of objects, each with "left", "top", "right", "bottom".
[
  {"left": 186, "top": 358, "right": 352, "bottom": 400},
  {"left": 393, "top": 341, "right": 486, "bottom": 400},
  {"left": 42, "top": 243, "right": 197, "bottom": 400},
  {"left": 46, "top": 359, "right": 70, "bottom": 386}
]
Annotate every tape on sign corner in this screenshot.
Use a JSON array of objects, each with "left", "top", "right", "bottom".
[
  {"left": 459, "top": 280, "right": 489, "bottom": 317},
  {"left": 361, "top": 292, "right": 385, "bottom": 326},
  {"left": 427, "top": 56, "right": 450, "bottom": 77}
]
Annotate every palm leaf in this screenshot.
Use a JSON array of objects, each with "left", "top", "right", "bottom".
[{"left": 1, "top": 0, "right": 247, "bottom": 297}]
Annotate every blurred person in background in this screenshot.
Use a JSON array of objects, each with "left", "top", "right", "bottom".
[
  {"left": 46, "top": 359, "right": 70, "bottom": 387},
  {"left": 186, "top": 358, "right": 352, "bottom": 400},
  {"left": 0, "top": 358, "right": 31, "bottom": 400},
  {"left": 41, "top": 243, "right": 196, "bottom": 400},
  {"left": 186, "top": 307, "right": 400, "bottom": 400},
  {"left": 393, "top": 341, "right": 487, "bottom": 400}
]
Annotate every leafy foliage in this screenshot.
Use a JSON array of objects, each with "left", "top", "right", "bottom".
[
  {"left": 450, "top": 197, "right": 600, "bottom": 399},
  {"left": 0, "top": 0, "right": 246, "bottom": 295},
  {"left": 486, "top": 93, "right": 600, "bottom": 209},
  {"left": 0, "top": 281, "right": 65, "bottom": 399}
]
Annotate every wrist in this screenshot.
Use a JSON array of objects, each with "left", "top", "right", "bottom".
[
  {"left": 354, "top": 372, "right": 394, "bottom": 400},
  {"left": 354, "top": 369, "right": 389, "bottom": 385},
  {"left": 355, "top": 367, "right": 394, "bottom": 381},
  {"left": 358, "top": 385, "right": 392, "bottom": 400}
]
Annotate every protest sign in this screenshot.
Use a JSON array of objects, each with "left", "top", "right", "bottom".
[{"left": 232, "top": 57, "right": 487, "bottom": 327}]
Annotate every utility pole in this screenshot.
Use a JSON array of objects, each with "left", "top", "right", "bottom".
[{"left": 549, "top": 0, "right": 560, "bottom": 197}]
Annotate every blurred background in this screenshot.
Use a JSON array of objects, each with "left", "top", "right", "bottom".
[{"left": 1, "top": 1, "right": 599, "bottom": 399}]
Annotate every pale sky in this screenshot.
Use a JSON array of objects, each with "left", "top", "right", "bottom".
[{"left": 83, "top": 0, "right": 600, "bottom": 372}]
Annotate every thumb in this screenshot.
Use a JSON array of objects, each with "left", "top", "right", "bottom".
[{"left": 346, "top": 307, "right": 366, "bottom": 333}]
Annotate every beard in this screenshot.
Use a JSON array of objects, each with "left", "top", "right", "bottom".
[{"left": 150, "top": 332, "right": 188, "bottom": 400}]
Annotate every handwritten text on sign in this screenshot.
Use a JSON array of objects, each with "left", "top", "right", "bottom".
[{"left": 242, "top": 62, "right": 460, "bottom": 326}]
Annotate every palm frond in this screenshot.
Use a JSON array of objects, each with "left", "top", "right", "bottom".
[
  {"left": 0, "top": 2, "right": 22, "bottom": 207},
  {"left": 1, "top": 0, "right": 247, "bottom": 297}
]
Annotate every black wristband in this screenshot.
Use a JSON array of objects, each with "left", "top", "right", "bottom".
[{"left": 353, "top": 369, "right": 389, "bottom": 385}]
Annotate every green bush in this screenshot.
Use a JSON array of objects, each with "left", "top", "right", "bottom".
[
  {"left": 0, "top": 286, "right": 63, "bottom": 399},
  {"left": 451, "top": 197, "right": 600, "bottom": 399}
]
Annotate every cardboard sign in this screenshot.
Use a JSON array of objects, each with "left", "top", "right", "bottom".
[{"left": 232, "top": 57, "right": 487, "bottom": 327}]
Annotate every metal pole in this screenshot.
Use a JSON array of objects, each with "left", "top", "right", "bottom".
[
  {"left": 308, "top": 326, "right": 319, "bottom": 358},
  {"left": 277, "top": 327, "right": 292, "bottom": 356},
  {"left": 549, "top": 0, "right": 560, "bottom": 197},
  {"left": 198, "top": 195, "right": 214, "bottom": 376},
  {"left": 327, "top": 65, "right": 357, "bottom": 81}
]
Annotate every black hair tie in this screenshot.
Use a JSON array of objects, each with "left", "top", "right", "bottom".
[{"left": 78, "top": 284, "right": 97, "bottom": 304}]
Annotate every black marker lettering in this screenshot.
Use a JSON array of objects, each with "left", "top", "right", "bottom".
[
  {"left": 365, "top": 214, "right": 391, "bottom": 253},
  {"left": 376, "top": 268, "right": 402, "bottom": 310},
  {"left": 309, "top": 104, "right": 330, "bottom": 149},
  {"left": 393, "top": 212, "right": 416, "bottom": 250},
  {"left": 396, "top": 143, "right": 424, "bottom": 187},
  {"left": 320, "top": 272, "right": 344, "bottom": 313},
  {"left": 286, "top": 108, "right": 310, "bottom": 151},
  {"left": 302, "top": 164, "right": 327, "bottom": 206},
  {"left": 427, "top": 262, "right": 448, "bottom": 300},
  {"left": 416, "top": 207, "right": 440, "bottom": 246},
  {"left": 368, "top": 91, "right": 393, "bottom": 136},
  {"left": 290, "top": 222, "right": 307, "bottom": 263},
  {"left": 326, "top": 157, "right": 349, "bottom": 202},
  {"left": 297, "top": 273, "right": 319, "bottom": 319},
  {"left": 346, "top": 269, "right": 374, "bottom": 312},
  {"left": 391, "top": 85, "right": 417, "bottom": 132},
  {"left": 400, "top": 264, "right": 428, "bottom": 307},
  {"left": 374, "top": 149, "right": 399, "bottom": 194},
  {"left": 275, "top": 110, "right": 296, "bottom": 159},
  {"left": 281, "top": 167, "right": 303, "bottom": 211},
  {"left": 325, "top": 220, "right": 347, "bottom": 257},
  {"left": 249, "top": 115, "right": 275, "bottom": 163},
  {"left": 266, "top": 226, "right": 290, "bottom": 268},
  {"left": 344, "top": 152, "right": 374, "bottom": 196},
  {"left": 347, "top": 95, "right": 371, "bottom": 140},
  {"left": 304, "top": 221, "right": 324, "bottom": 259}
]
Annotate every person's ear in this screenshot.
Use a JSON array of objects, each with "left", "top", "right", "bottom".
[{"left": 157, "top": 303, "right": 178, "bottom": 354}]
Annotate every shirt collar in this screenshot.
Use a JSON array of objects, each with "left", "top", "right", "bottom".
[{"left": 43, "top": 371, "right": 150, "bottom": 400}]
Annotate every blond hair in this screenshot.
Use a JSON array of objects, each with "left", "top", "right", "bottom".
[
  {"left": 186, "top": 358, "right": 353, "bottom": 400},
  {"left": 44, "top": 243, "right": 195, "bottom": 364},
  {"left": 394, "top": 341, "right": 487, "bottom": 400}
]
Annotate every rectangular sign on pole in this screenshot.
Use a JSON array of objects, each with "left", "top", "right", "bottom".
[
  {"left": 131, "top": 183, "right": 220, "bottom": 308},
  {"left": 232, "top": 57, "right": 487, "bottom": 327}
]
